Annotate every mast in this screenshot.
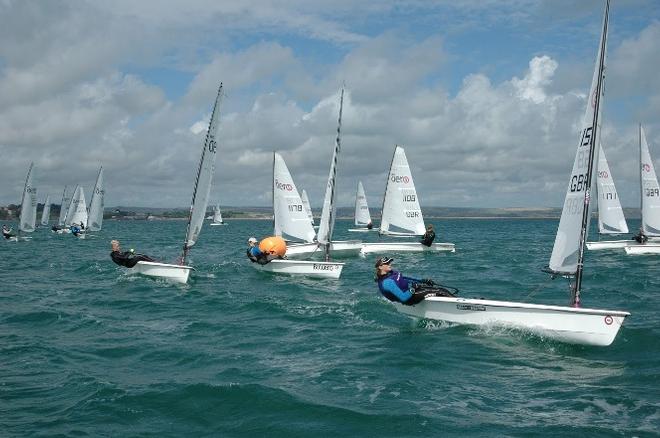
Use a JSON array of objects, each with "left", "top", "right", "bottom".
[
  {"left": 58, "top": 185, "right": 68, "bottom": 226},
  {"left": 324, "top": 86, "right": 344, "bottom": 261},
  {"left": 639, "top": 123, "right": 643, "bottom": 223},
  {"left": 272, "top": 152, "right": 276, "bottom": 234},
  {"left": 181, "top": 82, "right": 223, "bottom": 264},
  {"left": 573, "top": 0, "right": 609, "bottom": 306}
]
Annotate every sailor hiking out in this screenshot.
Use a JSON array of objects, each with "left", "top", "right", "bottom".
[
  {"left": 110, "top": 240, "right": 156, "bottom": 268},
  {"left": 374, "top": 257, "right": 455, "bottom": 305}
]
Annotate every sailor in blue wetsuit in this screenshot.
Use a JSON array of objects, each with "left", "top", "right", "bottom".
[
  {"left": 247, "top": 237, "right": 271, "bottom": 265},
  {"left": 375, "top": 257, "right": 446, "bottom": 305}
]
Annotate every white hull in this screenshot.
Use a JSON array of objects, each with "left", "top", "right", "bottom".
[
  {"left": 348, "top": 227, "right": 379, "bottom": 233},
  {"left": 55, "top": 228, "right": 71, "bottom": 234},
  {"left": 253, "top": 259, "right": 344, "bottom": 279},
  {"left": 132, "top": 261, "right": 192, "bottom": 283},
  {"left": 5, "top": 236, "right": 29, "bottom": 242},
  {"left": 624, "top": 244, "right": 660, "bottom": 255},
  {"left": 209, "top": 222, "right": 227, "bottom": 226},
  {"left": 586, "top": 239, "right": 636, "bottom": 250},
  {"left": 360, "top": 241, "right": 455, "bottom": 255},
  {"left": 394, "top": 296, "right": 629, "bottom": 346},
  {"left": 285, "top": 240, "right": 363, "bottom": 258}
]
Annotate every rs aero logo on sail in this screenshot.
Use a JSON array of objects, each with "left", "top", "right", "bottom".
[
  {"left": 275, "top": 179, "right": 293, "bottom": 191},
  {"left": 391, "top": 174, "right": 410, "bottom": 184}
]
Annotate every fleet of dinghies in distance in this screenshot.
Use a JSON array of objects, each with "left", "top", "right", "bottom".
[{"left": 587, "top": 124, "right": 660, "bottom": 252}]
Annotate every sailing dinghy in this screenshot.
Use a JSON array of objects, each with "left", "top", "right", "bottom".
[
  {"left": 348, "top": 181, "right": 378, "bottom": 232},
  {"left": 86, "top": 166, "right": 105, "bottom": 232},
  {"left": 625, "top": 125, "right": 660, "bottom": 254},
  {"left": 282, "top": 88, "right": 362, "bottom": 258},
  {"left": 64, "top": 185, "right": 88, "bottom": 238},
  {"left": 256, "top": 152, "right": 344, "bottom": 278},
  {"left": 10, "top": 162, "right": 38, "bottom": 241},
  {"left": 360, "top": 146, "right": 455, "bottom": 254},
  {"left": 209, "top": 204, "right": 226, "bottom": 226},
  {"left": 53, "top": 186, "right": 71, "bottom": 233},
  {"left": 40, "top": 194, "right": 51, "bottom": 227},
  {"left": 394, "top": 0, "right": 628, "bottom": 346},
  {"left": 130, "top": 83, "right": 223, "bottom": 283},
  {"left": 586, "top": 144, "right": 632, "bottom": 249}
]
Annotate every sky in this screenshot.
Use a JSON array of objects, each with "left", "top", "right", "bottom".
[{"left": 1, "top": 0, "right": 659, "bottom": 209}]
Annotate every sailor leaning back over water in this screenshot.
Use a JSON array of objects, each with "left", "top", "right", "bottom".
[
  {"left": 374, "top": 257, "right": 455, "bottom": 305},
  {"left": 110, "top": 239, "right": 156, "bottom": 268},
  {"left": 2, "top": 224, "right": 15, "bottom": 239}
]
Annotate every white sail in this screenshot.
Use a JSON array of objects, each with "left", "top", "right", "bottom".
[
  {"left": 19, "top": 163, "right": 37, "bottom": 233},
  {"left": 354, "top": 181, "right": 371, "bottom": 226},
  {"left": 639, "top": 125, "right": 660, "bottom": 236},
  {"left": 596, "top": 145, "right": 628, "bottom": 234},
  {"left": 57, "top": 186, "right": 70, "bottom": 226},
  {"left": 273, "top": 152, "right": 316, "bottom": 243},
  {"left": 65, "top": 186, "right": 88, "bottom": 227},
  {"left": 301, "top": 189, "right": 314, "bottom": 225},
  {"left": 182, "top": 83, "right": 223, "bottom": 258},
  {"left": 380, "top": 146, "right": 425, "bottom": 236},
  {"left": 212, "top": 204, "right": 224, "bottom": 223},
  {"left": 317, "top": 87, "right": 344, "bottom": 246},
  {"left": 40, "top": 195, "right": 51, "bottom": 226},
  {"left": 87, "top": 167, "right": 105, "bottom": 231},
  {"left": 548, "top": 5, "right": 607, "bottom": 275}
]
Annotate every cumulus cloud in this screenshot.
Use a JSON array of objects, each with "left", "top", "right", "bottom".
[{"left": 0, "top": 0, "right": 658, "bottom": 210}]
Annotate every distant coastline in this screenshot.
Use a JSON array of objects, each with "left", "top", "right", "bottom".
[{"left": 1, "top": 204, "right": 643, "bottom": 221}]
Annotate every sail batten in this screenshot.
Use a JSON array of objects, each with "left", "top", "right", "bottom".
[
  {"left": 380, "top": 146, "right": 425, "bottom": 236},
  {"left": 182, "top": 83, "right": 223, "bottom": 262}
]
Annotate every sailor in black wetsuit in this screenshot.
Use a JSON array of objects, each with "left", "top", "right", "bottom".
[
  {"left": 110, "top": 239, "right": 156, "bottom": 268},
  {"left": 420, "top": 224, "right": 436, "bottom": 247},
  {"left": 2, "top": 224, "right": 15, "bottom": 240},
  {"left": 633, "top": 228, "right": 649, "bottom": 244}
]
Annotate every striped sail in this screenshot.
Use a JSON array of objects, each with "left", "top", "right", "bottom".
[
  {"left": 548, "top": 2, "right": 608, "bottom": 274},
  {"left": 182, "top": 83, "right": 223, "bottom": 258},
  {"left": 596, "top": 145, "right": 628, "bottom": 234},
  {"left": 640, "top": 125, "right": 660, "bottom": 236},
  {"left": 380, "top": 146, "right": 425, "bottom": 236},
  {"left": 317, "top": 87, "right": 344, "bottom": 247},
  {"left": 273, "top": 153, "right": 316, "bottom": 243},
  {"left": 301, "top": 189, "right": 314, "bottom": 225},
  {"left": 354, "top": 181, "right": 372, "bottom": 226},
  {"left": 19, "top": 163, "right": 37, "bottom": 233},
  {"left": 87, "top": 167, "right": 105, "bottom": 231},
  {"left": 40, "top": 195, "right": 51, "bottom": 226}
]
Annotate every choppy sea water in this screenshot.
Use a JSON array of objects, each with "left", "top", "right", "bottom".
[{"left": 1, "top": 218, "right": 658, "bottom": 436}]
